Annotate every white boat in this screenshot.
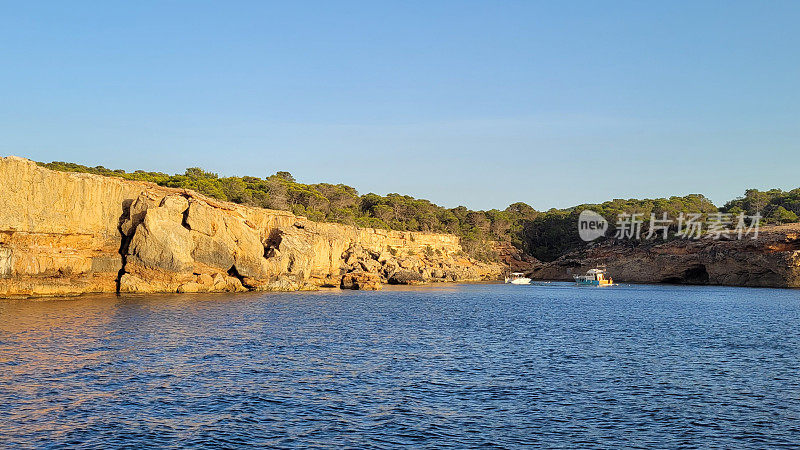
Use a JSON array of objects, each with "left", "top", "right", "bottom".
[
  {"left": 573, "top": 268, "right": 614, "bottom": 286},
  {"left": 505, "top": 272, "right": 531, "bottom": 285}
]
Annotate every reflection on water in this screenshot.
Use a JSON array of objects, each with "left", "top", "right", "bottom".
[{"left": 1, "top": 284, "right": 800, "bottom": 447}]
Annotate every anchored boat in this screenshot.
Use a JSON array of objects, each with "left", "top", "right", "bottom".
[
  {"left": 574, "top": 268, "right": 614, "bottom": 286},
  {"left": 505, "top": 272, "right": 532, "bottom": 285}
]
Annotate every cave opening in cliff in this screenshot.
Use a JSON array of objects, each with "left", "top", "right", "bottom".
[
  {"left": 661, "top": 265, "right": 709, "bottom": 285},
  {"left": 263, "top": 229, "right": 283, "bottom": 259},
  {"left": 684, "top": 265, "right": 710, "bottom": 284}
]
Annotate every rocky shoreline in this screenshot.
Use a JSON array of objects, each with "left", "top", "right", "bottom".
[
  {"left": 529, "top": 224, "right": 800, "bottom": 288},
  {"left": 2, "top": 155, "right": 799, "bottom": 298},
  {"left": 0, "top": 157, "right": 503, "bottom": 298}
]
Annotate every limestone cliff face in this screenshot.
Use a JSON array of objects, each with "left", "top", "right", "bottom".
[
  {"left": 530, "top": 225, "right": 800, "bottom": 288},
  {"left": 0, "top": 157, "right": 502, "bottom": 298}
]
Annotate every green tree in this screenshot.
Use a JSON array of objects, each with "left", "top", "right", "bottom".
[
  {"left": 770, "top": 206, "right": 798, "bottom": 224},
  {"left": 274, "top": 171, "right": 295, "bottom": 182},
  {"left": 185, "top": 167, "right": 218, "bottom": 179}
]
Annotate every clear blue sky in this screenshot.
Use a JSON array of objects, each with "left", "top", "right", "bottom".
[{"left": 1, "top": 1, "right": 798, "bottom": 210}]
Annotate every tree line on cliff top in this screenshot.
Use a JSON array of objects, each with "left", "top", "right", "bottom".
[{"left": 39, "top": 161, "right": 800, "bottom": 262}]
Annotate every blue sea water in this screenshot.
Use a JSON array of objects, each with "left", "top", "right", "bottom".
[{"left": 1, "top": 283, "right": 799, "bottom": 448}]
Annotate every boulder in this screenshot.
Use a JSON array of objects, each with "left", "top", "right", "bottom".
[
  {"left": 184, "top": 201, "right": 219, "bottom": 236},
  {"left": 177, "top": 282, "right": 202, "bottom": 293},
  {"left": 197, "top": 273, "right": 214, "bottom": 286},
  {"left": 225, "top": 276, "right": 247, "bottom": 292},
  {"left": 160, "top": 195, "right": 189, "bottom": 215},
  {"left": 382, "top": 260, "right": 399, "bottom": 275},
  {"left": 341, "top": 271, "right": 382, "bottom": 290},
  {"left": 359, "top": 258, "right": 382, "bottom": 273},
  {"left": 398, "top": 258, "right": 416, "bottom": 269},
  {"left": 388, "top": 270, "right": 425, "bottom": 285},
  {"left": 127, "top": 206, "right": 194, "bottom": 273}
]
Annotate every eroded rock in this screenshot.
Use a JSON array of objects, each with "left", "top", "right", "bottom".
[
  {"left": 341, "top": 271, "right": 382, "bottom": 290},
  {"left": 388, "top": 270, "right": 425, "bottom": 285}
]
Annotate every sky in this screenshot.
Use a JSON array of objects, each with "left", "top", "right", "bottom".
[{"left": 1, "top": 1, "right": 798, "bottom": 210}]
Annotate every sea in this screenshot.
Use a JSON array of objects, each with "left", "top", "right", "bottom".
[{"left": 1, "top": 283, "right": 799, "bottom": 448}]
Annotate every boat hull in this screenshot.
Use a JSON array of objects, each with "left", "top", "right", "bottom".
[{"left": 574, "top": 278, "right": 613, "bottom": 286}]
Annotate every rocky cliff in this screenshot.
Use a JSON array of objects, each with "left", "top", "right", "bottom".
[
  {"left": 0, "top": 157, "right": 503, "bottom": 298},
  {"left": 530, "top": 225, "right": 800, "bottom": 287}
]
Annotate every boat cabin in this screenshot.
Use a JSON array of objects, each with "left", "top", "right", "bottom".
[{"left": 574, "top": 268, "right": 613, "bottom": 286}]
